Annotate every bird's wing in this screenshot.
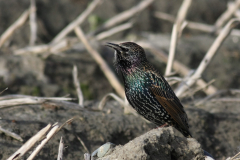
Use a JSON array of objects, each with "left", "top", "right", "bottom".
[{"left": 149, "top": 71, "right": 189, "bottom": 131}]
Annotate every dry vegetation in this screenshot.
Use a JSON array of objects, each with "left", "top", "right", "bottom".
[{"left": 1, "top": 0, "right": 240, "bottom": 159}]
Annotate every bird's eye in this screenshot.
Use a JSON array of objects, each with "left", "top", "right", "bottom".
[{"left": 121, "top": 47, "right": 129, "bottom": 52}]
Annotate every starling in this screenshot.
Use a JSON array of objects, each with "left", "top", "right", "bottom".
[{"left": 106, "top": 42, "right": 192, "bottom": 137}]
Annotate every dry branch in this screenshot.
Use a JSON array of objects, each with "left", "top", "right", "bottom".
[
  {"left": 154, "top": 12, "right": 214, "bottom": 33},
  {"left": 57, "top": 137, "right": 64, "bottom": 160},
  {"left": 14, "top": 21, "right": 131, "bottom": 56},
  {"left": 98, "top": 93, "right": 125, "bottom": 110},
  {"left": 210, "top": 98, "right": 240, "bottom": 102},
  {"left": 29, "top": 0, "right": 37, "bottom": 46},
  {"left": 0, "top": 96, "right": 75, "bottom": 109},
  {"left": 72, "top": 65, "right": 84, "bottom": 106},
  {"left": 0, "top": 9, "right": 30, "bottom": 48},
  {"left": 138, "top": 41, "right": 217, "bottom": 95},
  {"left": 74, "top": 26, "right": 125, "bottom": 98},
  {"left": 0, "top": 126, "right": 23, "bottom": 142},
  {"left": 0, "top": 87, "right": 8, "bottom": 95},
  {"left": 181, "top": 79, "right": 216, "bottom": 98},
  {"left": 91, "top": 0, "right": 154, "bottom": 35},
  {"left": 14, "top": 44, "right": 49, "bottom": 55},
  {"left": 51, "top": 0, "right": 103, "bottom": 44},
  {"left": 175, "top": 18, "right": 240, "bottom": 97},
  {"left": 154, "top": 11, "right": 240, "bottom": 36},
  {"left": 7, "top": 124, "right": 51, "bottom": 160},
  {"left": 96, "top": 22, "right": 133, "bottom": 40},
  {"left": 165, "top": 0, "right": 192, "bottom": 76},
  {"left": 14, "top": 39, "right": 71, "bottom": 55},
  {"left": 214, "top": 0, "right": 240, "bottom": 31},
  {"left": 77, "top": 136, "right": 90, "bottom": 153},
  {"left": 27, "top": 124, "right": 59, "bottom": 160},
  {"left": 98, "top": 93, "right": 137, "bottom": 115}
]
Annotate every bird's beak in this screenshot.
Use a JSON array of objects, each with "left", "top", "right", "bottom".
[{"left": 105, "top": 42, "right": 122, "bottom": 52}]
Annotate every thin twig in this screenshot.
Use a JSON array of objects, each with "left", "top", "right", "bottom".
[
  {"left": 14, "top": 21, "right": 131, "bottom": 56},
  {"left": 165, "top": 24, "right": 177, "bottom": 76},
  {"left": 0, "top": 87, "right": 8, "bottom": 95},
  {"left": 98, "top": 93, "right": 137, "bottom": 115},
  {"left": 29, "top": 0, "right": 37, "bottom": 46},
  {"left": 77, "top": 136, "right": 90, "bottom": 153},
  {"left": 0, "top": 9, "right": 30, "bottom": 48},
  {"left": 195, "top": 90, "right": 229, "bottom": 106},
  {"left": 27, "top": 124, "right": 59, "bottom": 160},
  {"left": 181, "top": 79, "right": 216, "bottom": 98},
  {"left": 57, "top": 137, "right": 64, "bottom": 160},
  {"left": 91, "top": 0, "right": 154, "bottom": 35},
  {"left": 214, "top": 0, "right": 240, "bottom": 31},
  {"left": 51, "top": 0, "right": 103, "bottom": 44},
  {"left": 14, "top": 39, "right": 72, "bottom": 55},
  {"left": 74, "top": 26, "right": 125, "bottom": 98},
  {"left": 98, "top": 93, "right": 125, "bottom": 110},
  {"left": 0, "top": 95, "right": 74, "bottom": 101},
  {"left": 96, "top": 22, "right": 133, "bottom": 40},
  {"left": 0, "top": 97, "right": 75, "bottom": 109},
  {"left": 72, "top": 65, "right": 84, "bottom": 106},
  {"left": 231, "top": 151, "right": 240, "bottom": 160},
  {"left": 0, "top": 126, "right": 23, "bottom": 142},
  {"left": 211, "top": 98, "right": 240, "bottom": 102},
  {"left": 7, "top": 124, "right": 51, "bottom": 160},
  {"left": 165, "top": 0, "right": 192, "bottom": 76},
  {"left": 175, "top": 18, "right": 240, "bottom": 97},
  {"left": 154, "top": 11, "right": 240, "bottom": 36}
]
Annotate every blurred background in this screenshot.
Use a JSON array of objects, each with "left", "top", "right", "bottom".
[{"left": 1, "top": 0, "right": 240, "bottom": 160}]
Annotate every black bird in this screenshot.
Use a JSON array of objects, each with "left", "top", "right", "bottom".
[{"left": 106, "top": 42, "right": 192, "bottom": 137}]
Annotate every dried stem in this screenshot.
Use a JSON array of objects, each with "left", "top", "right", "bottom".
[
  {"left": 91, "top": 0, "right": 153, "bottom": 35},
  {"left": 72, "top": 65, "right": 84, "bottom": 106},
  {"left": 77, "top": 136, "right": 90, "bottom": 153},
  {"left": 98, "top": 93, "right": 137, "bottom": 115},
  {"left": 155, "top": 12, "right": 213, "bottom": 32},
  {"left": 165, "top": 24, "right": 177, "bottom": 75},
  {"left": 175, "top": 19, "right": 240, "bottom": 97},
  {"left": 0, "top": 87, "right": 8, "bottom": 95},
  {"left": 14, "top": 21, "right": 131, "bottom": 56},
  {"left": 211, "top": 98, "right": 240, "bottom": 102},
  {"left": 57, "top": 137, "right": 64, "bottom": 160},
  {"left": 230, "top": 151, "right": 240, "bottom": 160},
  {"left": 7, "top": 124, "right": 51, "bottom": 160},
  {"left": 0, "top": 126, "right": 23, "bottom": 142},
  {"left": 154, "top": 11, "right": 240, "bottom": 36},
  {"left": 98, "top": 93, "right": 126, "bottom": 110},
  {"left": 74, "top": 26, "right": 125, "bottom": 98},
  {"left": 29, "top": 0, "right": 37, "bottom": 46},
  {"left": 0, "top": 97, "right": 75, "bottom": 109},
  {"left": 181, "top": 79, "right": 216, "bottom": 98},
  {"left": 96, "top": 22, "right": 133, "bottom": 40},
  {"left": 165, "top": 0, "right": 192, "bottom": 76},
  {"left": 14, "top": 39, "right": 71, "bottom": 55},
  {"left": 27, "top": 124, "right": 59, "bottom": 160},
  {"left": 0, "top": 9, "right": 30, "bottom": 48},
  {"left": 51, "top": 0, "right": 103, "bottom": 44},
  {"left": 214, "top": 0, "right": 240, "bottom": 30}
]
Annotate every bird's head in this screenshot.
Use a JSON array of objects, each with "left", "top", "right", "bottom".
[{"left": 106, "top": 42, "right": 147, "bottom": 73}]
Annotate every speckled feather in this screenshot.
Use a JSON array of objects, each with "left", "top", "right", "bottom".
[{"left": 106, "top": 42, "right": 192, "bottom": 137}]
